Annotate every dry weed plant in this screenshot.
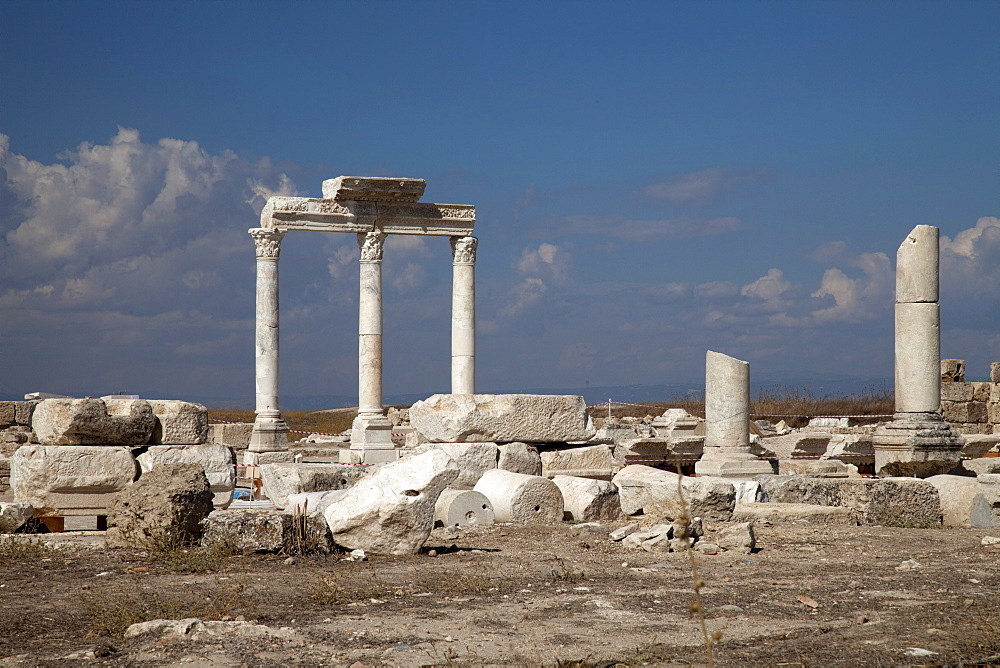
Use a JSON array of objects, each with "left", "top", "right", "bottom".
[
  {"left": 83, "top": 576, "right": 257, "bottom": 637},
  {"left": 125, "top": 513, "right": 236, "bottom": 573},
  {"left": 674, "top": 466, "right": 719, "bottom": 667},
  {"left": 0, "top": 535, "right": 53, "bottom": 565}
]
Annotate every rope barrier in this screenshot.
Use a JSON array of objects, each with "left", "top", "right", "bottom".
[{"left": 585, "top": 399, "right": 893, "bottom": 420}]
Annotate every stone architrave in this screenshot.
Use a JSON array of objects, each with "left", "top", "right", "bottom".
[
  {"left": 694, "top": 352, "right": 774, "bottom": 478},
  {"left": 451, "top": 236, "right": 477, "bottom": 394},
  {"left": 248, "top": 227, "right": 290, "bottom": 453},
  {"left": 874, "top": 225, "right": 962, "bottom": 477},
  {"left": 254, "top": 177, "right": 477, "bottom": 465}
]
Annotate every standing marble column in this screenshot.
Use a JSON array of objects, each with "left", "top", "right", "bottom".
[
  {"left": 874, "top": 225, "right": 961, "bottom": 477},
  {"left": 451, "top": 236, "right": 477, "bottom": 394},
  {"left": 348, "top": 230, "right": 396, "bottom": 462},
  {"left": 694, "top": 351, "right": 775, "bottom": 478},
  {"left": 248, "top": 227, "right": 289, "bottom": 453}
]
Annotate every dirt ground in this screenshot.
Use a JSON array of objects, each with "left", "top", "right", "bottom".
[{"left": 1, "top": 521, "right": 998, "bottom": 667}]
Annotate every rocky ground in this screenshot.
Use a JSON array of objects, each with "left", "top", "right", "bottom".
[{"left": 1, "top": 522, "right": 998, "bottom": 667}]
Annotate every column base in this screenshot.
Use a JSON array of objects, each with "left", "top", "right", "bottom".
[
  {"left": 350, "top": 414, "right": 395, "bottom": 450},
  {"left": 873, "top": 412, "right": 963, "bottom": 478},
  {"left": 249, "top": 415, "right": 289, "bottom": 453},
  {"left": 695, "top": 449, "right": 776, "bottom": 478}
]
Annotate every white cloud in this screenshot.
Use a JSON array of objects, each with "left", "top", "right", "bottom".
[
  {"left": 642, "top": 167, "right": 769, "bottom": 203},
  {"left": 498, "top": 277, "right": 547, "bottom": 319},
  {"left": 391, "top": 262, "right": 428, "bottom": 294},
  {"left": 941, "top": 216, "right": 1000, "bottom": 259},
  {"left": 642, "top": 168, "right": 727, "bottom": 202},
  {"left": 515, "top": 242, "right": 571, "bottom": 282},
  {"left": 0, "top": 128, "right": 296, "bottom": 308},
  {"left": 695, "top": 281, "right": 739, "bottom": 299},
  {"left": 741, "top": 268, "right": 792, "bottom": 301}
]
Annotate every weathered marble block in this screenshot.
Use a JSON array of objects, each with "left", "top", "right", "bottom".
[
  {"left": 541, "top": 444, "right": 620, "bottom": 480},
  {"left": 323, "top": 450, "right": 459, "bottom": 555},
  {"left": 32, "top": 398, "right": 155, "bottom": 446},
  {"left": 136, "top": 444, "right": 235, "bottom": 508},
  {"left": 409, "top": 394, "right": 595, "bottom": 443},
  {"left": 754, "top": 474, "right": 941, "bottom": 527},
  {"left": 612, "top": 465, "right": 735, "bottom": 521},
  {"left": 412, "top": 442, "right": 499, "bottom": 488},
  {"left": 551, "top": 475, "right": 622, "bottom": 522},
  {"left": 926, "top": 475, "right": 997, "bottom": 528},
  {"left": 207, "top": 423, "right": 253, "bottom": 450},
  {"left": 259, "top": 462, "right": 366, "bottom": 510},
  {"left": 11, "top": 445, "right": 137, "bottom": 516},
  {"left": 497, "top": 442, "right": 542, "bottom": 476},
  {"left": 148, "top": 400, "right": 209, "bottom": 445}
]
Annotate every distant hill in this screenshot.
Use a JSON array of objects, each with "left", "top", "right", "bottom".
[{"left": 2, "top": 372, "right": 893, "bottom": 411}]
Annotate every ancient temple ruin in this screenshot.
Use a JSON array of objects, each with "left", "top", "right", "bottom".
[{"left": 248, "top": 177, "right": 477, "bottom": 463}]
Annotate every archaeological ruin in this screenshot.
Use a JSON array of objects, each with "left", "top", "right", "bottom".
[{"left": 1, "top": 187, "right": 998, "bottom": 559}]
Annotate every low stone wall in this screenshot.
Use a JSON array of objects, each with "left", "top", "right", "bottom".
[{"left": 939, "top": 361, "right": 1000, "bottom": 435}]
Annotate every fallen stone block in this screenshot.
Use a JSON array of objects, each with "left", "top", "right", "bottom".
[
  {"left": 434, "top": 489, "right": 495, "bottom": 528},
  {"left": 412, "top": 442, "right": 499, "bottom": 488},
  {"left": 541, "top": 444, "right": 620, "bottom": 480},
  {"left": 732, "top": 502, "right": 860, "bottom": 525},
  {"left": 323, "top": 450, "right": 459, "bottom": 555},
  {"left": 764, "top": 433, "right": 832, "bottom": 459},
  {"left": 473, "top": 469, "right": 564, "bottom": 524},
  {"left": 614, "top": 437, "right": 704, "bottom": 467},
  {"left": 716, "top": 522, "right": 755, "bottom": 553},
  {"left": 960, "top": 435, "right": 1000, "bottom": 458},
  {"left": 31, "top": 398, "right": 155, "bottom": 446},
  {"left": 0, "top": 403, "right": 14, "bottom": 428},
  {"left": 125, "top": 618, "right": 300, "bottom": 642},
  {"left": 0, "top": 502, "right": 33, "bottom": 533},
  {"left": 612, "top": 465, "right": 736, "bottom": 521},
  {"left": 106, "top": 463, "right": 215, "bottom": 549},
  {"left": 609, "top": 522, "right": 638, "bottom": 541},
  {"left": 778, "top": 459, "right": 857, "bottom": 476},
  {"left": 409, "top": 394, "right": 595, "bottom": 443},
  {"left": 136, "top": 444, "right": 235, "bottom": 508},
  {"left": 203, "top": 508, "right": 294, "bottom": 553},
  {"left": 207, "top": 423, "right": 253, "bottom": 450},
  {"left": 148, "top": 400, "right": 209, "bottom": 445},
  {"left": 733, "top": 480, "right": 765, "bottom": 504},
  {"left": 551, "top": 475, "right": 623, "bottom": 522},
  {"left": 259, "top": 462, "right": 366, "bottom": 510},
  {"left": 925, "top": 475, "right": 997, "bottom": 528},
  {"left": 11, "top": 445, "right": 137, "bottom": 516},
  {"left": 754, "top": 474, "right": 942, "bottom": 527},
  {"left": 497, "top": 442, "right": 542, "bottom": 476},
  {"left": 589, "top": 422, "right": 639, "bottom": 445},
  {"left": 953, "top": 457, "right": 1000, "bottom": 476}
]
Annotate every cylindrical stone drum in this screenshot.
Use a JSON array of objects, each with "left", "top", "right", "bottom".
[
  {"left": 434, "top": 489, "right": 495, "bottom": 528},
  {"left": 473, "top": 469, "right": 563, "bottom": 524}
]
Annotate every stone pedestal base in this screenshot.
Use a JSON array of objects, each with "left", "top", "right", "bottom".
[
  {"left": 249, "top": 415, "right": 289, "bottom": 453},
  {"left": 346, "top": 414, "right": 397, "bottom": 464},
  {"left": 695, "top": 451, "right": 776, "bottom": 478},
  {"left": 873, "top": 412, "right": 963, "bottom": 478}
]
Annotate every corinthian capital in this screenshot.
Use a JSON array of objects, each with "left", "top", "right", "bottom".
[
  {"left": 249, "top": 227, "right": 287, "bottom": 259},
  {"left": 451, "top": 236, "right": 478, "bottom": 264},
  {"left": 358, "top": 230, "right": 387, "bottom": 262}
]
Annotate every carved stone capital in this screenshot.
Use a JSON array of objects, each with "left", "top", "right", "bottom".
[
  {"left": 249, "top": 227, "right": 287, "bottom": 259},
  {"left": 451, "top": 236, "right": 478, "bottom": 264},
  {"left": 358, "top": 231, "right": 387, "bottom": 262}
]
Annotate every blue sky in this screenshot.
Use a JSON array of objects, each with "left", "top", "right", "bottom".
[{"left": 1, "top": 1, "right": 998, "bottom": 406}]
